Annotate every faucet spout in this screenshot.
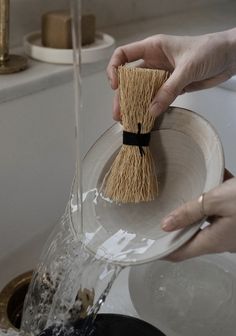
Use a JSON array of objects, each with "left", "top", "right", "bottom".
[
  {"left": 0, "top": 0, "right": 27, "bottom": 74},
  {"left": 0, "top": 0, "right": 9, "bottom": 63}
]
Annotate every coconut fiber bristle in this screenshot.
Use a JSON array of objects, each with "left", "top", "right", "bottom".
[{"left": 102, "top": 66, "right": 169, "bottom": 203}]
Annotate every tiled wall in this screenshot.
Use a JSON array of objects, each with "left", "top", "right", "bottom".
[{"left": 9, "top": 0, "right": 232, "bottom": 47}]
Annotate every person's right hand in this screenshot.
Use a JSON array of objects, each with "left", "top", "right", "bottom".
[
  {"left": 161, "top": 173, "right": 236, "bottom": 262},
  {"left": 107, "top": 28, "right": 236, "bottom": 120}
]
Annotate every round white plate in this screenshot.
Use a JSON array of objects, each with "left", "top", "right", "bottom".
[
  {"left": 129, "top": 254, "right": 236, "bottom": 336},
  {"left": 71, "top": 107, "right": 224, "bottom": 266},
  {"left": 23, "top": 31, "right": 115, "bottom": 64}
]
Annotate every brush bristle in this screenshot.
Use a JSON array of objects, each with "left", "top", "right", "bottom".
[{"left": 102, "top": 66, "right": 169, "bottom": 203}]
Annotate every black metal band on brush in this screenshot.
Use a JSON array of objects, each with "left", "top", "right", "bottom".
[{"left": 123, "top": 123, "right": 151, "bottom": 156}]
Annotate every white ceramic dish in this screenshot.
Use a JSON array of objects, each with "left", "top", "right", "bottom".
[
  {"left": 23, "top": 31, "right": 115, "bottom": 64},
  {"left": 129, "top": 254, "right": 236, "bottom": 336},
  {"left": 71, "top": 106, "right": 224, "bottom": 266}
]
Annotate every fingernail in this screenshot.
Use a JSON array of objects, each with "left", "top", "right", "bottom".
[
  {"left": 162, "top": 216, "right": 175, "bottom": 231},
  {"left": 150, "top": 102, "right": 161, "bottom": 117}
]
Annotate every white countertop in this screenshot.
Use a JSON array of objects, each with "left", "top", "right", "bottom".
[{"left": 0, "top": 1, "right": 236, "bottom": 104}]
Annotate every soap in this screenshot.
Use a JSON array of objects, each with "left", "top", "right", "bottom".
[{"left": 41, "top": 11, "right": 96, "bottom": 49}]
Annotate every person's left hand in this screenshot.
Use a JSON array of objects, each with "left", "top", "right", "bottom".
[{"left": 161, "top": 169, "right": 236, "bottom": 262}]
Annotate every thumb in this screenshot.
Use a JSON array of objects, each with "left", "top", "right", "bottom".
[
  {"left": 161, "top": 196, "right": 205, "bottom": 232},
  {"left": 150, "top": 67, "right": 188, "bottom": 117},
  {"left": 165, "top": 218, "right": 225, "bottom": 262}
]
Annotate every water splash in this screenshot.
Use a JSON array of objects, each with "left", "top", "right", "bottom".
[
  {"left": 0, "top": 329, "right": 19, "bottom": 336},
  {"left": 20, "top": 206, "right": 122, "bottom": 336}
]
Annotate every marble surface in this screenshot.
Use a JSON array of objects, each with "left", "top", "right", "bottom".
[{"left": 1, "top": 2, "right": 236, "bottom": 104}]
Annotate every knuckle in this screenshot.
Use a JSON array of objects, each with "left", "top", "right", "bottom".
[
  {"left": 181, "top": 207, "right": 192, "bottom": 224},
  {"left": 144, "top": 34, "right": 166, "bottom": 49},
  {"left": 151, "top": 99, "right": 165, "bottom": 113},
  {"left": 174, "top": 203, "right": 196, "bottom": 226},
  {"left": 143, "top": 36, "right": 154, "bottom": 44},
  {"left": 155, "top": 34, "right": 166, "bottom": 44},
  {"left": 184, "top": 60, "right": 194, "bottom": 70},
  {"left": 185, "top": 202, "right": 198, "bottom": 222},
  {"left": 113, "top": 46, "right": 122, "bottom": 55},
  {"left": 208, "top": 187, "right": 220, "bottom": 200},
  {"left": 113, "top": 47, "right": 128, "bottom": 63},
  {"left": 162, "top": 83, "right": 178, "bottom": 100},
  {"left": 178, "top": 60, "right": 195, "bottom": 80},
  {"left": 206, "top": 188, "right": 221, "bottom": 213},
  {"left": 170, "top": 209, "right": 185, "bottom": 228},
  {"left": 113, "top": 47, "right": 122, "bottom": 59}
]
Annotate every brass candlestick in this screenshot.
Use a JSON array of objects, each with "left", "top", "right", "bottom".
[{"left": 0, "top": 0, "right": 27, "bottom": 74}]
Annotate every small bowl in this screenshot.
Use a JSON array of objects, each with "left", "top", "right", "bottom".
[
  {"left": 129, "top": 254, "right": 236, "bottom": 336},
  {"left": 71, "top": 106, "right": 224, "bottom": 266},
  {"left": 24, "top": 31, "right": 115, "bottom": 64}
]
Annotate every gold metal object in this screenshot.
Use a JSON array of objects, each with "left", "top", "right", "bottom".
[
  {"left": 0, "top": 0, "right": 27, "bottom": 74},
  {"left": 198, "top": 192, "right": 206, "bottom": 217},
  {"left": 0, "top": 270, "right": 95, "bottom": 331},
  {"left": 0, "top": 271, "right": 33, "bottom": 330}
]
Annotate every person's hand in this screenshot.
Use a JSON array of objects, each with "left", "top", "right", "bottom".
[
  {"left": 161, "top": 171, "right": 236, "bottom": 262},
  {"left": 107, "top": 28, "right": 236, "bottom": 120}
]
